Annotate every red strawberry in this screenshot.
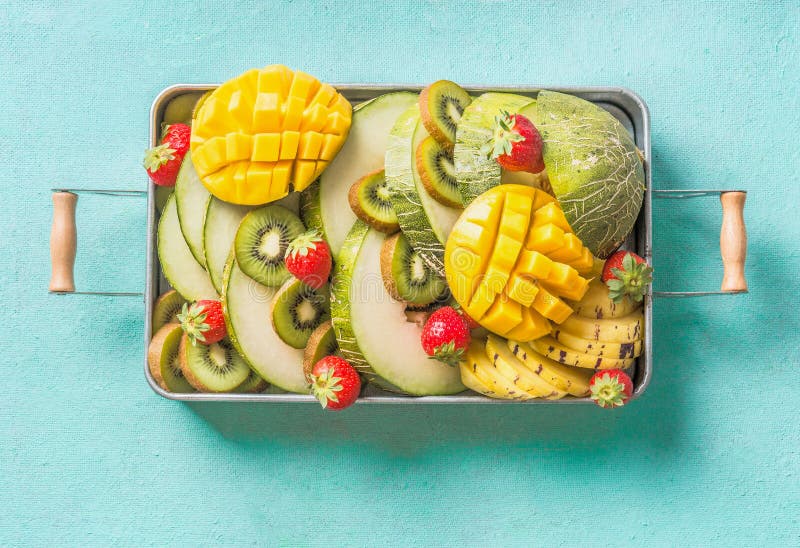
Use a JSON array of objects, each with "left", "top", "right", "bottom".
[
  {"left": 601, "top": 251, "right": 653, "bottom": 303},
  {"left": 177, "top": 300, "right": 227, "bottom": 346},
  {"left": 143, "top": 123, "right": 191, "bottom": 187},
  {"left": 420, "top": 306, "right": 471, "bottom": 367},
  {"left": 485, "top": 111, "right": 544, "bottom": 173},
  {"left": 589, "top": 369, "right": 633, "bottom": 408},
  {"left": 309, "top": 356, "right": 361, "bottom": 411},
  {"left": 284, "top": 230, "right": 332, "bottom": 290}
]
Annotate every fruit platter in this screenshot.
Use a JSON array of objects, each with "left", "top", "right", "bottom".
[{"left": 136, "top": 66, "right": 660, "bottom": 408}]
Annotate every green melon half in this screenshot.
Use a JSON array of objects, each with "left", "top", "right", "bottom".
[
  {"left": 524, "top": 91, "right": 645, "bottom": 258},
  {"left": 385, "top": 103, "right": 462, "bottom": 276},
  {"left": 330, "top": 221, "right": 466, "bottom": 396},
  {"left": 453, "top": 92, "right": 534, "bottom": 204}
]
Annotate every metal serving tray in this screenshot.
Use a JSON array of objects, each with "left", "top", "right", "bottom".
[{"left": 138, "top": 84, "right": 653, "bottom": 404}]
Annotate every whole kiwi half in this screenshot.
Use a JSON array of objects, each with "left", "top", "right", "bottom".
[
  {"left": 148, "top": 323, "right": 195, "bottom": 393},
  {"left": 179, "top": 334, "right": 250, "bottom": 392},
  {"left": 270, "top": 277, "right": 331, "bottom": 349},
  {"left": 234, "top": 205, "right": 305, "bottom": 287},
  {"left": 152, "top": 289, "right": 187, "bottom": 335},
  {"left": 380, "top": 232, "right": 447, "bottom": 306},
  {"left": 348, "top": 169, "right": 399, "bottom": 233},
  {"left": 419, "top": 80, "right": 472, "bottom": 149},
  {"left": 415, "top": 136, "right": 463, "bottom": 208}
]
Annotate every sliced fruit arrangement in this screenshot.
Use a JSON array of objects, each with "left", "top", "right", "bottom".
[
  {"left": 191, "top": 65, "right": 353, "bottom": 205},
  {"left": 445, "top": 184, "right": 594, "bottom": 341},
  {"left": 149, "top": 71, "right": 650, "bottom": 404}
]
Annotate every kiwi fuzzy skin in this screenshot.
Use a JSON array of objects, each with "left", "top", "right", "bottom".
[
  {"left": 178, "top": 332, "right": 209, "bottom": 391},
  {"left": 415, "top": 138, "right": 463, "bottom": 208},
  {"left": 347, "top": 169, "right": 400, "bottom": 234},
  {"left": 419, "top": 84, "right": 454, "bottom": 150},
  {"left": 379, "top": 233, "right": 405, "bottom": 302},
  {"left": 302, "top": 320, "right": 337, "bottom": 381},
  {"left": 147, "top": 322, "right": 183, "bottom": 391}
]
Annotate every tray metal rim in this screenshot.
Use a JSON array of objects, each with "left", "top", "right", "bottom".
[{"left": 145, "top": 83, "right": 652, "bottom": 405}]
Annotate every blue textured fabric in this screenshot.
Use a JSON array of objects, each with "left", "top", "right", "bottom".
[{"left": 2, "top": 1, "right": 799, "bottom": 545}]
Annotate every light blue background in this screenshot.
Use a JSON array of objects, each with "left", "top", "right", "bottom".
[{"left": 3, "top": 1, "right": 799, "bottom": 546}]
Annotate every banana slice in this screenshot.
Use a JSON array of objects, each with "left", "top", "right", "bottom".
[
  {"left": 559, "top": 311, "right": 644, "bottom": 343},
  {"left": 485, "top": 335, "right": 566, "bottom": 399},
  {"left": 568, "top": 278, "right": 640, "bottom": 319},
  {"left": 507, "top": 340, "right": 593, "bottom": 397},
  {"left": 463, "top": 341, "right": 533, "bottom": 400},
  {"left": 459, "top": 360, "right": 507, "bottom": 398},
  {"left": 530, "top": 336, "right": 635, "bottom": 370},
  {"left": 551, "top": 328, "right": 643, "bottom": 359}
]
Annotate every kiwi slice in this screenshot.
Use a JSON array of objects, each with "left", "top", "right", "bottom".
[
  {"left": 235, "top": 205, "right": 305, "bottom": 287},
  {"left": 231, "top": 369, "right": 269, "bottom": 393},
  {"left": 380, "top": 232, "right": 447, "bottom": 306},
  {"left": 271, "top": 278, "right": 331, "bottom": 349},
  {"left": 302, "top": 320, "right": 339, "bottom": 381},
  {"left": 348, "top": 169, "right": 399, "bottom": 233},
  {"left": 192, "top": 90, "right": 214, "bottom": 122},
  {"left": 179, "top": 334, "right": 250, "bottom": 392},
  {"left": 419, "top": 80, "right": 472, "bottom": 149},
  {"left": 148, "top": 323, "right": 195, "bottom": 393},
  {"left": 152, "top": 289, "right": 187, "bottom": 335},
  {"left": 415, "top": 137, "right": 463, "bottom": 208}
]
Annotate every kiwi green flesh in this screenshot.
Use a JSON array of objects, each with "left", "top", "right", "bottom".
[
  {"left": 271, "top": 278, "right": 331, "bottom": 349},
  {"left": 391, "top": 233, "right": 447, "bottom": 305},
  {"left": 234, "top": 205, "right": 305, "bottom": 287},
  {"left": 182, "top": 337, "right": 250, "bottom": 392},
  {"left": 231, "top": 369, "right": 269, "bottom": 393},
  {"left": 153, "top": 324, "right": 195, "bottom": 393},
  {"left": 152, "top": 290, "right": 187, "bottom": 335},
  {"left": 422, "top": 80, "right": 472, "bottom": 144},
  {"left": 357, "top": 171, "right": 397, "bottom": 225},
  {"left": 417, "top": 138, "right": 462, "bottom": 207}
]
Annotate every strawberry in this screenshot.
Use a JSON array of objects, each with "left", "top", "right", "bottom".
[
  {"left": 484, "top": 111, "right": 544, "bottom": 173},
  {"left": 589, "top": 369, "right": 633, "bottom": 408},
  {"left": 602, "top": 251, "right": 653, "bottom": 303},
  {"left": 284, "top": 230, "right": 332, "bottom": 290},
  {"left": 143, "top": 123, "right": 191, "bottom": 187},
  {"left": 420, "top": 306, "right": 471, "bottom": 367},
  {"left": 309, "top": 356, "right": 361, "bottom": 411},
  {"left": 177, "top": 300, "right": 226, "bottom": 346}
]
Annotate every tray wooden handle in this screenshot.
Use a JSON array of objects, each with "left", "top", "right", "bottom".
[
  {"left": 719, "top": 191, "right": 747, "bottom": 292},
  {"left": 49, "top": 191, "right": 78, "bottom": 292}
]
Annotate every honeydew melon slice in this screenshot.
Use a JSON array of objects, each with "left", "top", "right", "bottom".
[
  {"left": 157, "top": 194, "right": 217, "bottom": 301},
  {"left": 174, "top": 151, "right": 211, "bottom": 268},
  {"left": 313, "top": 92, "right": 418, "bottom": 258},
  {"left": 453, "top": 92, "right": 534, "bottom": 204},
  {"left": 222, "top": 255, "right": 307, "bottom": 393},
  {"left": 330, "top": 221, "right": 465, "bottom": 395},
  {"left": 524, "top": 91, "right": 645, "bottom": 258},
  {"left": 385, "top": 104, "right": 462, "bottom": 276}
]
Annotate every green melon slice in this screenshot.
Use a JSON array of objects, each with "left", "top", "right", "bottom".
[
  {"left": 330, "top": 221, "right": 466, "bottom": 396},
  {"left": 222, "top": 255, "right": 307, "bottom": 393},
  {"left": 174, "top": 151, "right": 211, "bottom": 268},
  {"left": 453, "top": 93, "right": 534, "bottom": 203},
  {"left": 313, "top": 92, "right": 418, "bottom": 258},
  {"left": 157, "top": 194, "right": 217, "bottom": 301},
  {"left": 385, "top": 103, "right": 462, "bottom": 276},
  {"left": 526, "top": 91, "right": 645, "bottom": 258}
]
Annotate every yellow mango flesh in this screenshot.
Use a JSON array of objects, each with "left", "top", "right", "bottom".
[
  {"left": 191, "top": 65, "right": 352, "bottom": 205},
  {"left": 444, "top": 184, "right": 594, "bottom": 341}
]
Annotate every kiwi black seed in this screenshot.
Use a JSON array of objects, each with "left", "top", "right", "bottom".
[
  {"left": 380, "top": 232, "right": 447, "bottom": 306},
  {"left": 152, "top": 289, "right": 188, "bottom": 335},
  {"left": 302, "top": 320, "right": 339, "bottom": 381},
  {"left": 179, "top": 334, "right": 250, "bottom": 392},
  {"left": 419, "top": 80, "right": 472, "bottom": 149},
  {"left": 235, "top": 205, "right": 305, "bottom": 287},
  {"left": 231, "top": 369, "right": 269, "bottom": 393},
  {"left": 348, "top": 169, "right": 399, "bottom": 233},
  {"left": 416, "top": 137, "right": 463, "bottom": 208},
  {"left": 271, "top": 277, "right": 331, "bottom": 349},
  {"left": 148, "top": 323, "right": 195, "bottom": 393}
]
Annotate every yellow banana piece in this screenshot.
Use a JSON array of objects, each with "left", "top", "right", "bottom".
[
  {"left": 485, "top": 335, "right": 566, "bottom": 399},
  {"left": 551, "top": 328, "right": 643, "bottom": 359},
  {"left": 530, "top": 336, "right": 635, "bottom": 370},
  {"left": 462, "top": 341, "right": 532, "bottom": 400},
  {"left": 459, "top": 361, "right": 508, "bottom": 399},
  {"left": 559, "top": 311, "right": 644, "bottom": 343},
  {"left": 568, "top": 278, "right": 641, "bottom": 319},
  {"left": 507, "top": 340, "right": 593, "bottom": 397}
]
